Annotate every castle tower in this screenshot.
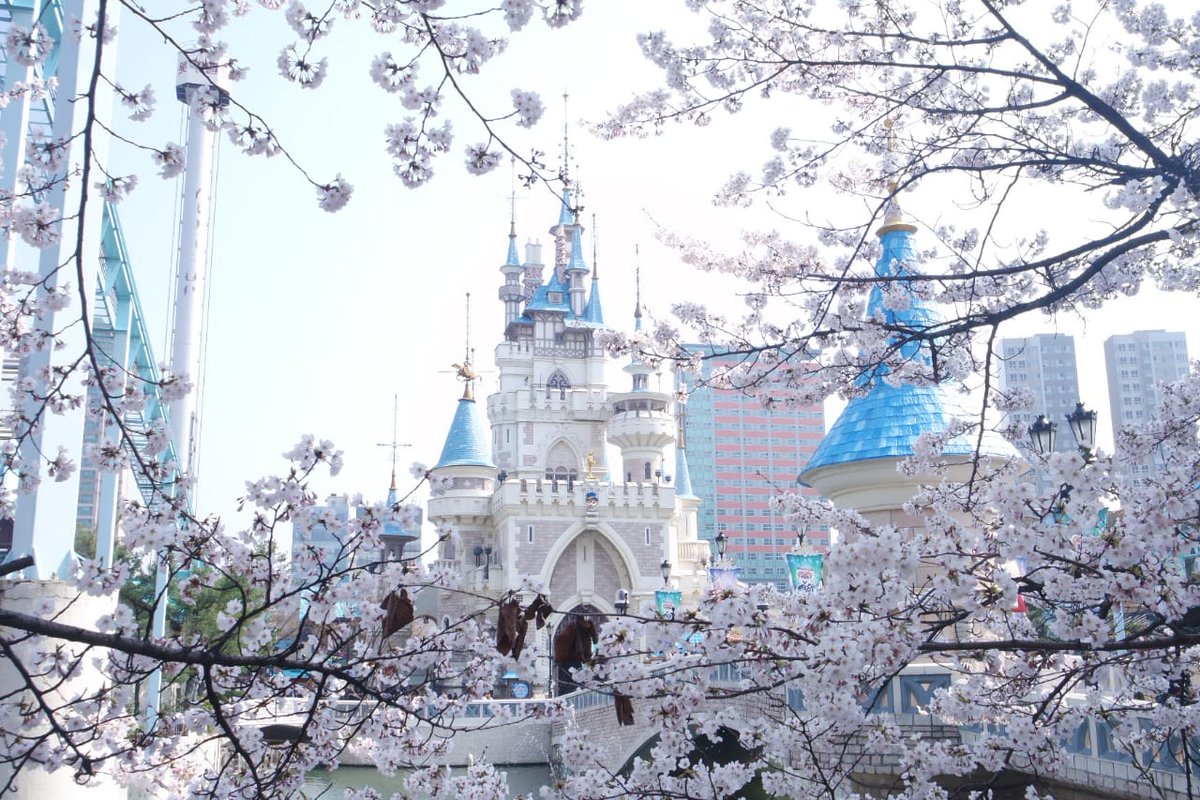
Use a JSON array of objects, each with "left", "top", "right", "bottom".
[
  {"left": 799, "top": 200, "right": 1021, "bottom": 513},
  {"left": 499, "top": 220, "right": 525, "bottom": 326},
  {"left": 606, "top": 273, "right": 675, "bottom": 485},
  {"left": 427, "top": 367, "right": 500, "bottom": 612}
]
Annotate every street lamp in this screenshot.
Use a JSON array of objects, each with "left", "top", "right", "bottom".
[
  {"left": 1028, "top": 414, "right": 1057, "bottom": 456},
  {"left": 659, "top": 559, "right": 671, "bottom": 585},
  {"left": 795, "top": 524, "right": 808, "bottom": 551},
  {"left": 473, "top": 545, "right": 492, "bottom": 580},
  {"left": 614, "top": 588, "right": 629, "bottom": 616},
  {"left": 1065, "top": 401, "right": 1098, "bottom": 459},
  {"left": 714, "top": 531, "right": 728, "bottom": 564}
]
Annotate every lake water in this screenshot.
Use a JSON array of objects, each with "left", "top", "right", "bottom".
[{"left": 304, "top": 764, "right": 554, "bottom": 798}]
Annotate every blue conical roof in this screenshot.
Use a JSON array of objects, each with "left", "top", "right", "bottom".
[
  {"left": 435, "top": 397, "right": 495, "bottom": 469},
  {"left": 581, "top": 276, "right": 604, "bottom": 325},
  {"left": 801, "top": 208, "right": 1017, "bottom": 476},
  {"left": 557, "top": 187, "right": 574, "bottom": 227},
  {"left": 505, "top": 228, "right": 520, "bottom": 267},
  {"left": 567, "top": 226, "right": 588, "bottom": 272},
  {"left": 382, "top": 479, "right": 409, "bottom": 537},
  {"left": 674, "top": 442, "right": 697, "bottom": 500}
]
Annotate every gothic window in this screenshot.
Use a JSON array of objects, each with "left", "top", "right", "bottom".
[
  {"left": 546, "top": 370, "right": 571, "bottom": 400},
  {"left": 545, "top": 440, "right": 578, "bottom": 484},
  {"left": 644, "top": 461, "right": 652, "bottom": 480}
]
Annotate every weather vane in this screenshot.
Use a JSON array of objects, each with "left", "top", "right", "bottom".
[{"left": 451, "top": 292, "right": 478, "bottom": 399}]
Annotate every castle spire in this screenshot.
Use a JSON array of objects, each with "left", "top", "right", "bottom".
[
  {"left": 634, "top": 255, "right": 643, "bottom": 332},
  {"left": 581, "top": 213, "right": 605, "bottom": 325}
]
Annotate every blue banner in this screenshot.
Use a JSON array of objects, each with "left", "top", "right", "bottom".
[
  {"left": 655, "top": 589, "right": 682, "bottom": 618},
  {"left": 785, "top": 552, "right": 824, "bottom": 593}
]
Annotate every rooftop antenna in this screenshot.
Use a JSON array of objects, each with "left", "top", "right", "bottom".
[
  {"left": 452, "top": 292, "right": 477, "bottom": 400},
  {"left": 591, "top": 213, "right": 598, "bottom": 279},
  {"left": 377, "top": 394, "right": 413, "bottom": 490},
  {"left": 561, "top": 89, "right": 570, "bottom": 183},
  {"left": 509, "top": 156, "right": 517, "bottom": 234},
  {"left": 634, "top": 248, "right": 643, "bottom": 329}
]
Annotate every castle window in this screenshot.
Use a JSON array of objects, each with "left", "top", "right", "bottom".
[
  {"left": 527, "top": 525, "right": 534, "bottom": 543},
  {"left": 644, "top": 527, "right": 651, "bottom": 545},
  {"left": 546, "top": 370, "right": 571, "bottom": 400},
  {"left": 644, "top": 462, "right": 652, "bottom": 480}
]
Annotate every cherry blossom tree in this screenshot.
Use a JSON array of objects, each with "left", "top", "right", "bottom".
[
  {"left": 3, "top": 0, "right": 1200, "bottom": 799},
  {"left": 563, "top": 1, "right": 1200, "bottom": 798}
]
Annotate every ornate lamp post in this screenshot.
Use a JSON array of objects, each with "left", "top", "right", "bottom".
[
  {"left": 614, "top": 588, "right": 630, "bottom": 616},
  {"left": 659, "top": 559, "right": 672, "bottom": 585},
  {"left": 714, "top": 532, "right": 728, "bottom": 566}
]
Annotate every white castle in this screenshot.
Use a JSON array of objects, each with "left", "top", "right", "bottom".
[{"left": 425, "top": 188, "right": 709, "bottom": 694}]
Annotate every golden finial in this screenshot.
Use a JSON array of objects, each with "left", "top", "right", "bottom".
[{"left": 876, "top": 116, "right": 917, "bottom": 237}]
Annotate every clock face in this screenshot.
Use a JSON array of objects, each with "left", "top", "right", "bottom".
[{"left": 511, "top": 681, "right": 530, "bottom": 699}]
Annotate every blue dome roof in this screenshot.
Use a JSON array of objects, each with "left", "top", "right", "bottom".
[
  {"left": 801, "top": 211, "right": 1019, "bottom": 477},
  {"left": 435, "top": 397, "right": 495, "bottom": 469}
]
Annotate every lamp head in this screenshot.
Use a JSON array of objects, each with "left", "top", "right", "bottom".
[{"left": 1028, "top": 414, "right": 1057, "bottom": 455}]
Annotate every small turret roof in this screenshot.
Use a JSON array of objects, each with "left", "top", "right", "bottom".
[
  {"left": 567, "top": 226, "right": 588, "bottom": 273},
  {"left": 674, "top": 441, "right": 697, "bottom": 500},
  {"left": 557, "top": 186, "right": 575, "bottom": 227},
  {"left": 581, "top": 275, "right": 604, "bottom": 325},
  {"left": 435, "top": 396, "right": 495, "bottom": 469},
  {"left": 504, "top": 221, "right": 520, "bottom": 267}
]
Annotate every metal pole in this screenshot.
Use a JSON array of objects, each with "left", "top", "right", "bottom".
[{"left": 145, "top": 54, "right": 228, "bottom": 724}]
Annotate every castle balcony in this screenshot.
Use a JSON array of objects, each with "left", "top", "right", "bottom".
[
  {"left": 487, "top": 388, "right": 609, "bottom": 423},
  {"left": 490, "top": 479, "right": 677, "bottom": 517},
  {"left": 605, "top": 411, "right": 675, "bottom": 452},
  {"left": 427, "top": 494, "right": 492, "bottom": 524}
]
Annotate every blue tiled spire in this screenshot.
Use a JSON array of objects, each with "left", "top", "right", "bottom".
[
  {"left": 674, "top": 441, "right": 697, "bottom": 500},
  {"left": 567, "top": 226, "right": 588, "bottom": 273},
  {"left": 505, "top": 221, "right": 520, "bottom": 267},
  {"left": 581, "top": 274, "right": 604, "bottom": 325},
  {"left": 557, "top": 186, "right": 575, "bottom": 227},
  {"left": 801, "top": 204, "right": 1017, "bottom": 475},
  {"left": 435, "top": 395, "right": 496, "bottom": 469},
  {"left": 381, "top": 476, "right": 412, "bottom": 538}
]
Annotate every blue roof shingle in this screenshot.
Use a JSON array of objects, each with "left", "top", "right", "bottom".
[{"left": 435, "top": 397, "right": 495, "bottom": 469}]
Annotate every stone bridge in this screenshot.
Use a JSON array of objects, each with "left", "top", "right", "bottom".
[{"left": 252, "top": 667, "right": 1198, "bottom": 798}]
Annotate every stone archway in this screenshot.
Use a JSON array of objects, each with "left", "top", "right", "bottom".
[{"left": 551, "top": 604, "right": 604, "bottom": 695}]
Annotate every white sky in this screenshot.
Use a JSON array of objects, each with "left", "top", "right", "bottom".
[{"left": 104, "top": 2, "right": 1200, "bottom": 527}]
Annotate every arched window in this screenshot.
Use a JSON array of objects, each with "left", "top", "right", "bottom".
[
  {"left": 546, "top": 370, "right": 571, "bottom": 400},
  {"left": 644, "top": 461, "right": 652, "bottom": 480}
]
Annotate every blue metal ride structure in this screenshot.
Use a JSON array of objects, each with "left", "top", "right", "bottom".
[{"left": 1, "top": 0, "right": 178, "bottom": 558}]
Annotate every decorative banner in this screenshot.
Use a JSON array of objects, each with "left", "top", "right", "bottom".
[
  {"left": 655, "top": 589, "right": 682, "bottom": 618},
  {"left": 707, "top": 566, "right": 741, "bottom": 590},
  {"left": 785, "top": 552, "right": 824, "bottom": 593}
]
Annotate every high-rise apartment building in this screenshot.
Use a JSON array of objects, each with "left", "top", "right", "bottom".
[
  {"left": 997, "top": 334, "right": 1082, "bottom": 455},
  {"left": 681, "top": 349, "right": 828, "bottom": 590},
  {"left": 1104, "top": 330, "right": 1189, "bottom": 475}
]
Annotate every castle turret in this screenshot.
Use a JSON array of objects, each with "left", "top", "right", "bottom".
[
  {"left": 566, "top": 226, "right": 590, "bottom": 318},
  {"left": 606, "top": 272, "right": 675, "bottom": 483},
  {"left": 427, "top": 367, "right": 500, "bottom": 596},
  {"left": 498, "top": 220, "right": 524, "bottom": 326}
]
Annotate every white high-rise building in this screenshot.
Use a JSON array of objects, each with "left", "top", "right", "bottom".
[
  {"left": 997, "top": 334, "right": 1082, "bottom": 455},
  {"left": 1104, "top": 330, "right": 1189, "bottom": 476}
]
